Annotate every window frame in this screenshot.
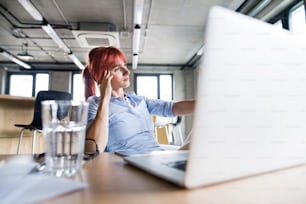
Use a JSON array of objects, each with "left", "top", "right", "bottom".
[
  {"left": 288, "top": 1, "right": 306, "bottom": 31},
  {"left": 134, "top": 73, "right": 173, "bottom": 100},
  {"left": 268, "top": 0, "right": 304, "bottom": 30},
  {"left": 5, "top": 71, "right": 50, "bottom": 97}
]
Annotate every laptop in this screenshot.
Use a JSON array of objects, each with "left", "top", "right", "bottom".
[{"left": 124, "top": 5, "right": 306, "bottom": 189}]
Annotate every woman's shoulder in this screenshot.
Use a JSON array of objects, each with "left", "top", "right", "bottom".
[
  {"left": 87, "top": 95, "right": 100, "bottom": 104},
  {"left": 125, "top": 92, "right": 147, "bottom": 104},
  {"left": 125, "top": 92, "right": 145, "bottom": 100}
]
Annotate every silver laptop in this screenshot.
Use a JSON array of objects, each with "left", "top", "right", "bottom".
[{"left": 124, "top": 5, "right": 306, "bottom": 189}]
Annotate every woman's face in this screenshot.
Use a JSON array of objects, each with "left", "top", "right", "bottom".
[{"left": 109, "top": 59, "right": 130, "bottom": 90}]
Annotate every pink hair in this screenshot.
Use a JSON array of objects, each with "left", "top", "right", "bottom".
[{"left": 82, "top": 47, "right": 127, "bottom": 100}]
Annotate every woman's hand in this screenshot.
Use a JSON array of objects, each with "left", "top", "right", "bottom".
[
  {"left": 99, "top": 70, "right": 113, "bottom": 100},
  {"left": 85, "top": 70, "right": 113, "bottom": 153}
]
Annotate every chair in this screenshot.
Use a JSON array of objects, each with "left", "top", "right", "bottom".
[
  {"left": 169, "top": 116, "right": 184, "bottom": 145},
  {"left": 152, "top": 115, "right": 183, "bottom": 145},
  {"left": 14, "top": 90, "right": 72, "bottom": 154}
]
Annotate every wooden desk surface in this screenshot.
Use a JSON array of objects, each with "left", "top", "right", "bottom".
[{"left": 2, "top": 153, "right": 306, "bottom": 204}]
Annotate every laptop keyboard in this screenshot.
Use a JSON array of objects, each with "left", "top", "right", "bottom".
[{"left": 165, "top": 160, "right": 187, "bottom": 171}]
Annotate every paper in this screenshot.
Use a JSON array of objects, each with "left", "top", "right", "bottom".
[{"left": 0, "top": 156, "right": 87, "bottom": 204}]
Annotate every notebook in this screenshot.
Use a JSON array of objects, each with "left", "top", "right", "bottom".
[{"left": 124, "top": 5, "right": 306, "bottom": 189}]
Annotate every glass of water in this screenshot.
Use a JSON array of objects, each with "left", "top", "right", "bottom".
[{"left": 41, "top": 100, "right": 89, "bottom": 177}]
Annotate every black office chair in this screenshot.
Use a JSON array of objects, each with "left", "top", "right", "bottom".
[{"left": 14, "top": 90, "right": 72, "bottom": 154}]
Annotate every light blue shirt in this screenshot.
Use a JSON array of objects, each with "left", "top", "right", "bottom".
[{"left": 87, "top": 92, "right": 175, "bottom": 155}]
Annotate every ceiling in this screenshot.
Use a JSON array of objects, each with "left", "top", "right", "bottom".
[{"left": 0, "top": 0, "right": 300, "bottom": 71}]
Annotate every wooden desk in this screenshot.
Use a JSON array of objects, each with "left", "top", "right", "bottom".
[{"left": 2, "top": 153, "right": 306, "bottom": 204}]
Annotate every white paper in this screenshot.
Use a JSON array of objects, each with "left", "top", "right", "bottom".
[{"left": 0, "top": 156, "right": 87, "bottom": 204}]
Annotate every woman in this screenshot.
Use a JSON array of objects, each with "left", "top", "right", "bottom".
[{"left": 83, "top": 46, "right": 195, "bottom": 155}]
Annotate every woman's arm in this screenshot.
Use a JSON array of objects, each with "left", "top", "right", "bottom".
[
  {"left": 172, "top": 99, "right": 195, "bottom": 116},
  {"left": 85, "top": 71, "right": 113, "bottom": 153}
]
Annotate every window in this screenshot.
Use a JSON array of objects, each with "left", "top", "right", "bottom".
[
  {"left": 134, "top": 74, "right": 173, "bottom": 100},
  {"left": 289, "top": 3, "right": 306, "bottom": 33},
  {"left": 9, "top": 75, "right": 33, "bottom": 97},
  {"left": 136, "top": 75, "right": 158, "bottom": 99},
  {"left": 35, "top": 74, "right": 49, "bottom": 96},
  {"left": 273, "top": 20, "right": 283, "bottom": 29},
  {"left": 72, "top": 73, "right": 85, "bottom": 101},
  {"left": 6, "top": 72, "right": 49, "bottom": 97},
  {"left": 159, "top": 75, "right": 172, "bottom": 100}
]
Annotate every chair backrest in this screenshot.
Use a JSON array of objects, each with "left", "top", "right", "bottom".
[
  {"left": 152, "top": 116, "right": 183, "bottom": 145},
  {"left": 30, "top": 90, "right": 72, "bottom": 129}
]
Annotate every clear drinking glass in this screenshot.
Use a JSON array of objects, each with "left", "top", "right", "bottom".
[{"left": 41, "top": 100, "right": 89, "bottom": 177}]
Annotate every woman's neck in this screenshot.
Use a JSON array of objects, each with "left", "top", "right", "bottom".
[{"left": 111, "top": 89, "right": 125, "bottom": 98}]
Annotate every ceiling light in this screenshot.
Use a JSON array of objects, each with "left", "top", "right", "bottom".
[
  {"left": 132, "top": 54, "right": 138, "bottom": 69},
  {"left": 0, "top": 49, "right": 31, "bottom": 69},
  {"left": 17, "top": 42, "right": 34, "bottom": 61},
  {"left": 18, "top": 0, "right": 84, "bottom": 70},
  {"left": 68, "top": 53, "right": 85, "bottom": 70},
  {"left": 18, "top": 0, "right": 43, "bottom": 21},
  {"left": 17, "top": 53, "right": 34, "bottom": 61},
  {"left": 132, "top": 0, "right": 144, "bottom": 69},
  {"left": 42, "top": 24, "right": 71, "bottom": 53},
  {"left": 133, "top": 27, "right": 141, "bottom": 54},
  {"left": 134, "top": 0, "right": 144, "bottom": 25}
]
